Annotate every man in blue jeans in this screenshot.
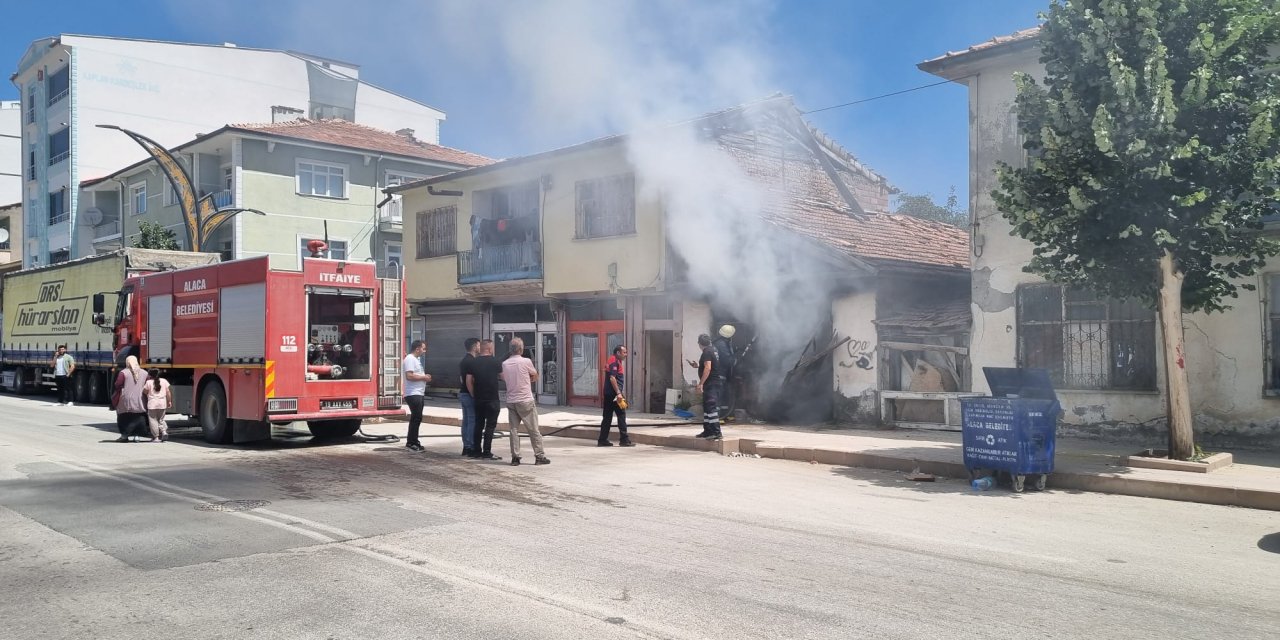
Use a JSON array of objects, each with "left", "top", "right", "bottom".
[{"left": 458, "top": 337, "right": 480, "bottom": 456}]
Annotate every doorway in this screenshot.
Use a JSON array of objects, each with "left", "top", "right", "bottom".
[
  {"left": 645, "top": 330, "right": 674, "bottom": 414},
  {"left": 567, "top": 321, "right": 624, "bottom": 407}
]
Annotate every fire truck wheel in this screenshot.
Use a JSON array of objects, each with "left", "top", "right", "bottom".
[
  {"left": 307, "top": 420, "right": 361, "bottom": 439},
  {"left": 199, "top": 381, "right": 233, "bottom": 444},
  {"left": 73, "top": 372, "right": 91, "bottom": 404}
]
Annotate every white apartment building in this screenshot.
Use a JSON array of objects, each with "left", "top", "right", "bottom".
[
  {"left": 0, "top": 101, "right": 19, "bottom": 205},
  {"left": 10, "top": 34, "right": 448, "bottom": 267}
]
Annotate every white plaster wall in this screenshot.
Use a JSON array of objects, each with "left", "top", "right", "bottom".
[
  {"left": 354, "top": 83, "right": 445, "bottom": 144},
  {"left": 679, "top": 300, "right": 712, "bottom": 386},
  {"left": 962, "top": 46, "right": 1280, "bottom": 440},
  {"left": 832, "top": 290, "right": 878, "bottom": 398},
  {"left": 0, "top": 103, "right": 20, "bottom": 205}
]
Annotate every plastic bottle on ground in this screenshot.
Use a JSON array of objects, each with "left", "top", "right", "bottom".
[{"left": 971, "top": 476, "right": 996, "bottom": 491}]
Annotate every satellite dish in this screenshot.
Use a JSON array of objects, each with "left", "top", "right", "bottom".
[
  {"left": 83, "top": 207, "right": 104, "bottom": 226},
  {"left": 0, "top": 228, "right": 8, "bottom": 244}
]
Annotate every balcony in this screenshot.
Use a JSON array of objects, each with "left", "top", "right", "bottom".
[
  {"left": 378, "top": 195, "right": 403, "bottom": 231},
  {"left": 457, "top": 241, "right": 543, "bottom": 285},
  {"left": 48, "top": 151, "right": 69, "bottom": 166},
  {"left": 209, "top": 189, "right": 234, "bottom": 210},
  {"left": 94, "top": 219, "right": 122, "bottom": 242}
]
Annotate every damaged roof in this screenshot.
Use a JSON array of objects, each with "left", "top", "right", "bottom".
[
  {"left": 229, "top": 119, "right": 494, "bottom": 168},
  {"left": 713, "top": 101, "right": 970, "bottom": 271}
]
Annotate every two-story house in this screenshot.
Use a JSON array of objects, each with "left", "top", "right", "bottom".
[
  {"left": 395, "top": 97, "right": 969, "bottom": 425},
  {"left": 921, "top": 27, "right": 1280, "bottom": 446},
  {"left": 75, "top": 117, "right": 490, "bottom": 276}
]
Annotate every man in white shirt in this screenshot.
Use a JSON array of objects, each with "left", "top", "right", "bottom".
[
  {"left": 403, "top": 340, "right": 431, "bottom": 452},
  {"left": 500, "top": 337, "right": 549, "bottom": 466},
  {"left": 53, "top": 345, "right": 76, "bottom": 406}
]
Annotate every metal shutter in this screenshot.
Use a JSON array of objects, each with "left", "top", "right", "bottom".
[
  {"left": 219, "top": 282, "right": 266, "bottom": 363},
  {"left": 423, "top": 310, "right": 482, "bottom": 389},
  {"left": 147, "top": 294, "right": 173, "bottom": 363}
]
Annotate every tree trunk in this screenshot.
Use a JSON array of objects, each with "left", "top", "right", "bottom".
[{"left": 1157, "top": 250, "right": 1195, "bottom": 460}]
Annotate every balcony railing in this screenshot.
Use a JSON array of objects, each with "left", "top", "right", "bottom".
[
  {"left": 210, "top": 189, "right": 234, "bottom": 210},
  {"left": 0, "top": 241, "right": 10, "bottom": 251},
  {"left": 379, "top": 196, "right": 403, "bottom": 224},
  {"left": 48, "top": 211, "right": 69, "bottom": 226},
  {"left": 94, "top": 219, "right": 122, "bottom": 241},
  {"left": 457, "top": 241, "right": 543, "bottom": 284},
  {"left": 47, "top": 89, "right": 68, "bottom": 107},
  {"left": 48, "top": 151, "right": 69, "bottom": 166}
]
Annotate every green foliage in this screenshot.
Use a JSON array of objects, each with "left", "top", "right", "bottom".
[
  {"left": 135, "top": 220, "right": 180, "bottom": 251},
  {"left": 994, "top": 0, "right": 1280, "bottom": 313},
  {"left": 894, "top": 186, "right": 968, "bottom": 227}
]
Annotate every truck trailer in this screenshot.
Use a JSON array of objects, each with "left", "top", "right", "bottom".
[
  {"left": 92, "top": 253, "right": 405, "bottom": 443},
  {"left": 1, "top": 248, "right": 220, "bottom": 401}
]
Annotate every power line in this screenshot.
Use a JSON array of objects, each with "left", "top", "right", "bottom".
[{"left": 802, "top": 78, "right": 967, "bottom": 115}]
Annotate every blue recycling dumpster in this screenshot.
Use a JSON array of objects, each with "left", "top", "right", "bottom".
[{"left": 960, "top": 367, "right": 1061, "bottom": 492}]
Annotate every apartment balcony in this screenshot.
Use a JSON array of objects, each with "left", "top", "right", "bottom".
[
  {"left": 378, "top": 196, "right": 403, "bottom": 232},
  {"left": 457, "top": 241, "right": 543, "bottom": 286},
  {"left": 93, "top": 219, "right": 122, "bottom": 243},
  {"left": 210, "top": 189, "right": 235, "bottom": 210}
]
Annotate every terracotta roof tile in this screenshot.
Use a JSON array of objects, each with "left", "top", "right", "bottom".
[
  {"left": 229, "top": 118, "right": 494, "bottom": 168},
  {"left": 919, "top": 25, "right": 1042, "bottom": 69},
  {"left": 716, "top": 126, "right": 969, "bottom": 270}
]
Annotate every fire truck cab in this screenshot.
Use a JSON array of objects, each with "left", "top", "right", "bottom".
[{"left": 94, "top": 254, "right": 405, "bottom": 443}]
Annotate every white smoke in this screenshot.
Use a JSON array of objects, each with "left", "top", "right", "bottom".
[{"left": 176, "top": 0, "right": 848, "bottom": 414}]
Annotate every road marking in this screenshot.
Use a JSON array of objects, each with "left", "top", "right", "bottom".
[{"left": 0, "top": 443, "right": 693, "bottom": 640}]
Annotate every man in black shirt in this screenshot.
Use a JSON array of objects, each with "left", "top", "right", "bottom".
[
  {"left": 459, "top": 338, "right": 480, "bottom": 456},
  {"left": 466, "top": 339, "right": 504, "bottom": 460},
  {"left": 696, "top": 334, "right": 723, "bottom": 440}
]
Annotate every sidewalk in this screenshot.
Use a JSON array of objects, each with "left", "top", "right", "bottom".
[{"left": 402, "top": 399, "right": 1280, "bottom": 512}]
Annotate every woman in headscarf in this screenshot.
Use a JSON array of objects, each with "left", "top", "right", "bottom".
[{"left": 113, "top": 356, "right": 149, "bottom": 442}]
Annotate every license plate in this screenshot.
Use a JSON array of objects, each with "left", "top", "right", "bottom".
[{"left": 321, "top": 399, "right": 357, "bottom": 410}]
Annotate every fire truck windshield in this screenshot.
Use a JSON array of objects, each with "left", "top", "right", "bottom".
[{"left": 305, "top": 289, "right": 373, "bottom": 381}]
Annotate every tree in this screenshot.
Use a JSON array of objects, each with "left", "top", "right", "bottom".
[
  {"left": 134, "top": 220, "right": 180, "bottom": 251},
  {"left": 994, "top": 0, "right": 1280, "bottom": 460},
  {"left": 894, "top": 186, "right": 967, "bottom": 227}
]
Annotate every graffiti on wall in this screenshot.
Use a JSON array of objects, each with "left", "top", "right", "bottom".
[{"left": 838, "top": 338, "right": 876, "bottom": 371}]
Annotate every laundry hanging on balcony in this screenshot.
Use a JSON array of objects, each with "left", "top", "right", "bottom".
[{"left": 471, "top": 215, "right": 539, "bottom": 247}]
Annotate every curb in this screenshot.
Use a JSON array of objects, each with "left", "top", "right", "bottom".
[{"left": 420, "top": 413, "right": 1280, "bottom": 512}]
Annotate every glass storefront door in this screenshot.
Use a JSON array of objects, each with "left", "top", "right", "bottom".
[{"left": 567, "top": 321, "right": 625, "bottom": 407}]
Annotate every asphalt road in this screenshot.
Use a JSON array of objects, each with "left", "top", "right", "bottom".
[{"left": 1, "top": 393, "right": 1278, "bottom": 640}]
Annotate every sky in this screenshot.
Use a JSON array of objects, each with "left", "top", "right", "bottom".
[{"left": 1, "top": 0, "right": 1049, "bottom": 208}]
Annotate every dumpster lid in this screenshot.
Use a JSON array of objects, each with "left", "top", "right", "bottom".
[{"left": 982, "top": 367, "right": 1058, "bottom": 402}]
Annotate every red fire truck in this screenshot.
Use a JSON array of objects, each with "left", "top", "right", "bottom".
[{"left": 92, "top": 252, "right": 405, "bottom": 444}]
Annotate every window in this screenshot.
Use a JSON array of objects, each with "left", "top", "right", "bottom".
[
  {"left": 1016, "top": 284, "right": 1156, "bottom": 390},
  {"left": 385, "top": 171, "right": 423, "bottom": 189},
  {"left": 296, "top": 160, "right": 347, "bottom": 198},
  {"left": 129, "top": 182, "right": 147, "bottom": 215},
  {"left": 416, "top": 205, "right": 456, "bottom": 259},
  {"left": 48, "top": 128, "right": 69, "bottom": 166},
  {"left": 47, "top": 190, "right": 67, "bottom": 225},
  {"left": 27, "top": 146, "right": 35, "bottom": 181},
  {"left": 165, "top": 183, "right": 179, "bottom": 207},
  {"left": 220, "top": 240, "right": 234, "bottom": 262},
  {"left": 384, "top": 242, "right": 402, "bottom": 276},
  {"left": 25, "top": 85, "right": 34, "bottom": 123},
  {"left": 222, "top": 165, "right": 234, "bottom": 191},
  {"left": 49, "top": 249, "right": 70, "bottom": 264},
  {"left": 575, "top": 173, "right": 635, "bottom": 239},
  {"left": 46, "top": 67, "right": 69, "bottom": 106},
  {"left": 299, "top": 238, "right": 348, "bottom": 262}
]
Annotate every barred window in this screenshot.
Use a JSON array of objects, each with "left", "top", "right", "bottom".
[
  {"left": 1016, "top": 284, "right": 1156, "bottom": 390},
  {"left": 417, "top": 206, "right": 456, "bottom": 259},
  {"left": 1267, "top": 276, "right": 1280, "bottom": 391},
  {"left": 575, "top": 174, "right": 635, "bottom": 239}
]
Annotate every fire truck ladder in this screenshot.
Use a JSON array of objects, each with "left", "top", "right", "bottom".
[{"left": 378, "top": 277, "right": 403, "bottom": 405}]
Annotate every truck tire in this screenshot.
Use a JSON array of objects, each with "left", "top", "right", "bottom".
[
  {"left": 89, "top": 372, "right": 108, "bottom": 405},
  {"left": 199, "top": 381, "right": 232, "bottom": 444},
  {"left": 14, "top": 367, "right": 32, "bottom": 396},
  {"left": 73, "top": 372, "right": 91, "bottom": 404},
  {"left": 307, "top": 419, "right": 361, "bottom": 439}
]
